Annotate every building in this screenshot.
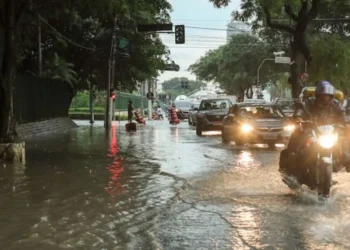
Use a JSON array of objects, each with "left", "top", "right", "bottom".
[{"left": 226, "top": 21, "right": 252, "bottom": 43}]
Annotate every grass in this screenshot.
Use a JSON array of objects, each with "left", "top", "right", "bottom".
[{"left": 69, "top": 107, "right": 105, "bottom": 112}]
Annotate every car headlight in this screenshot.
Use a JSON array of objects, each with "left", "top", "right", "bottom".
[
  {"left": 319, "top": 133, "right": 338, "bottom": 149},
  {"left": 284, "top": 125, "right": 295, "bottom": 131},
  {"left": 241, "top": 124, "right": 253, "bottom": 133}
]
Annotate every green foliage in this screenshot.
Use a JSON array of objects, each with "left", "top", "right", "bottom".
[
  {"left": 308, "top": 34, "right": 350, "bottom": 93},
  {"left": 189, "top": 34, "right": 282, "bottom": 99},
  {"left": 18, "top": 0, "right": 172, "bottom": 92},
  {"left": 160, "top": 77, "right": 206, "bottom": 100},
  {"left": 41, "top": 53, "right": 78, "bottom": 88}
]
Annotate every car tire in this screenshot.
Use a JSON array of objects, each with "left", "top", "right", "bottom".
[
  {"left": 196, "top": 125, "right": 202, "bottom": 136},
  {"left": 222, "top": 128, "right": 229, "bottom": 143}
]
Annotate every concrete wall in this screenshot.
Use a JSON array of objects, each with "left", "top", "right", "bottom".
[{"left": 17, "top": 117, "right": 78, "bottom": 139}]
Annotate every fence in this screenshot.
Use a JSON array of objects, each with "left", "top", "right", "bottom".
[
  {"left": 13, "top": 74, "right": 73, "bottom": 124},
  {"left": 114, "top": 91, "right": 148, "bottom": 111}
]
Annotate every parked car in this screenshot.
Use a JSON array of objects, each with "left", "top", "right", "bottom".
[
  {"left": 174, "top": 100, "right": 192, "bottom": 119},
  {"left": 195, "top": 98, "right": 233, "bottom": 136},
  {"left": 221, "top": 103, "right": 294, "bottom": 147},
  {"left": 274, "top": 98, "right": 294, "bottom": 117},
  {"left": 188, "top": 102, "right": 200, "bottom": 125}
]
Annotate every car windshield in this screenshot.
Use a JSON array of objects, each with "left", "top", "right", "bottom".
[
  {"left": 199, "top": 99, "right": 231, "bottom": 110},
  {"left": 176, "top": 102, "right": 191, "bottom": 108},
  {"left": 239, "top": 106, "right": 284, "bottom": 118},
  {"left": 192, "top": 103, "right": 200, "bottom": 109},
  {"left": 276, "top": 100, "right": 294, "bottom": 110}
]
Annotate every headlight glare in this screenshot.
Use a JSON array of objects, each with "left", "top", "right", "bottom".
[
  {"left": 241, "top": 124, "right": 253, "bottom": 133},
  {"left": 284, "top": 125, "right": 295, "bottom": 131},
  {"left": 319, "top": 133, "right": 338, "bottom": 149}
]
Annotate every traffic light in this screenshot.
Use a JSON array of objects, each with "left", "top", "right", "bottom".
[
  {"left": 110, "top": 88, "right": 116, "bottom": 101},
  {"left": 175, "top": 25, "right": 185, "bottom": 44},
  {"left": 181, "top": 82, "right": 188, "bottom": 88}
]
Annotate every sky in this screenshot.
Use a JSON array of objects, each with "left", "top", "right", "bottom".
[{"left": 158, "top": 0, "right": 241, "bottom": 83}]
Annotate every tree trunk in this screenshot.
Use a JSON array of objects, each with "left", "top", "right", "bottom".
[
  {"left": 0, "top": 0, "right": 17, "bottom": 143},
  {"left": 290, "top": 41, "right": 306, "bottom": 98}
]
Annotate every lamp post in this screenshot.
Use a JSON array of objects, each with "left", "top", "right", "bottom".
[{"left": 257, "top": 58, "right": 275, "bottom": 87}]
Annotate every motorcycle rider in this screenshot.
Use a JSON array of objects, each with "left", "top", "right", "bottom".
[{"left": 280, "top": 80, "right": 350, "bottom": 173}]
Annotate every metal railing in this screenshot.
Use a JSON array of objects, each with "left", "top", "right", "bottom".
[{"left": 114, "top": 91, "right": 148, "bottom": 111}]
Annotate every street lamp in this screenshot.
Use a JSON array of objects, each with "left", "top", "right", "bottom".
[{"left": 257, "top": 58, "right": 274, "bottom": 86}]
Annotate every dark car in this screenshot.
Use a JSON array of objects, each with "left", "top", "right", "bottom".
[
  {"left": 174, "top": 100, "right": 192, "bottom": 119},
  {"left": 195, "top": 98, "right": 233, "bottom": 136},
  {"left": 188, "top": 102, "right": 200, "bottom": 126},
  {"left": 221, "top": 103, "right": 294, "bottom": 147},
  {"left": 274, "top": 98, "right": 294, "bottom": 117}
]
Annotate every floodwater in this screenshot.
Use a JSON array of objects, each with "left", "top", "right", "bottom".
[{"left": 1, "top": 120, "right": 350, "bottom": 249}]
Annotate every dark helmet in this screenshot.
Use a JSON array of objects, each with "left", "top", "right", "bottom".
[{"left": 315, "top": 81, "right": 335, "bottom": 106}]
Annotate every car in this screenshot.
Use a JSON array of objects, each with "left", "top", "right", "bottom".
[
  {"left": 195, "top": 98, "right": 233, "bottom": 136},
  {"left": 174, "top": 100, "right": 192, "bottom": 119},
  {"left": 274, "top": 98, "right": 295, "bottom": 117},
  {"left": 221, "top": 103, "right": 295, "bottom": 147},
  {"left": 188, "top": 102, "right": 200, "bottom": 126},
  {"left": 243, "top": 99, "right": 266, "bottom": 104}
]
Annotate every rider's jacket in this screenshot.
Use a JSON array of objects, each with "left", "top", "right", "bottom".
[{"left": 293, "top": 97, "right": 346, "bottom": 125}]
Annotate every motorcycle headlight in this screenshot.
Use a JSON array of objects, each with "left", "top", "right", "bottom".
[
  {"left": 241, "top": 124, "right": 253, "bottom": 133},
  {"left": 284, "top": 125, "right": 295, "bottom": 131},
  {"left": 318, "top": 133, "right": 338, "bottom": 149}
]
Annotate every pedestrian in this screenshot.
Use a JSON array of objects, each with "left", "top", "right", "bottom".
[
  {"left": 156, "top": 105, "right": 163, "bottom": 120},
  {"left": 128, "top": 100, "right": 134, "bottom": 124}
]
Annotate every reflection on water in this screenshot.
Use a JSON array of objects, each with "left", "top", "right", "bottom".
[
  {"left": 229, "top": 206, "right": 262, "bottom": 249},
  {"left": 1, "top": 121, "right": 349, "bottom": 249},
  {"left": 105, "top": 124, "right": 126, "bottom": 197},
  {"left": 235, "top": 150, "right": 259, "bottom": 170}
]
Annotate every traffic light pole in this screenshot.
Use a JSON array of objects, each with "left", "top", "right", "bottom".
[
  {"left": 105, "top": 17, "right": 117, "bottom": 129},
  {"left": 89, "top": 82, "right": 94, "bottom": 124}
]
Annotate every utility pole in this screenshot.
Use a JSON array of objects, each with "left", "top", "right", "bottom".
[
  {"left": 38, "top": 15, "right": 42, "bottom": 76},
  {"left": 141, "top": 81, "right": 145, "bottom": 116},
  {"left": 89, "top": 81, "right": 94, "bottom": 124},
  {"left": 105, "top": 17, "right": 118, "bottom": 129},
  {"left": 147, "top": 79, "right": 152, "bottom": 120}
]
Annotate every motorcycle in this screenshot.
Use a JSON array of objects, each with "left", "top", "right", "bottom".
[{"left": 280, "top": 119, "right": 345, "bottom": 199}]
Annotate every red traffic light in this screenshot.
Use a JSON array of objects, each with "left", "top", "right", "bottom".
[{"left": 110, "top": 92, "right": 116, "bottom": 101}]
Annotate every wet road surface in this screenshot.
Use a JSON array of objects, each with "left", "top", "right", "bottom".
[{"left": 1, "top": 120, "right": 350, "bottom": 249}]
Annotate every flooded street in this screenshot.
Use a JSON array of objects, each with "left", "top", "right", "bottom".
[{"left": 1, "top": 120, "right": 350, "bottom": 249}]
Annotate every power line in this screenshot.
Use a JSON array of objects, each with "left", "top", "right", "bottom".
[
  {"left": 39, "top": 15, "right": 107, "bottom": 51},
  {"left": 172, "top": 19, "right": 229, "bottom": 22},
  {"left": 272, "top": 17, "right": 350, "bottom": 22},
  {"left": 161, "top": 34, "right": 228, "bottom": 40},
  {"left": 186, "top": 25, "right": 248, "bottom": 32}
]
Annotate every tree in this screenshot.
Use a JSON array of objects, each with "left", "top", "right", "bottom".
[
  {"left": 209, "top": 0, "right": 321, "bottom": 98},
  {"left": 308, "top": 34, "right": 350, "bottom": 93},
  {"left": 19, "top": 0, "right": 172, "bottom": 92},
  {"left": 189, "top": 34, "right": 280, "bottom": 101},
  {"left": 0, "top": 0, "right": 172, "bottom": 143},
  {"left": 160, "top": 77, "right": 206, "bottom": 100},
  {"left": 41, "top": 53, "right": 78, "bottom": 88},
  {"left": 0, "top": 0, "right": 30, "bottom": 143}
]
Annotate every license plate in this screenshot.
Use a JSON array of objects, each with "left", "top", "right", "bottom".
[
  {"left": 215, "top": 115, "right": 220, "bottom": 118},
  {"left": 263, "top": 134, "right": 278, "bottom": 140}
]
